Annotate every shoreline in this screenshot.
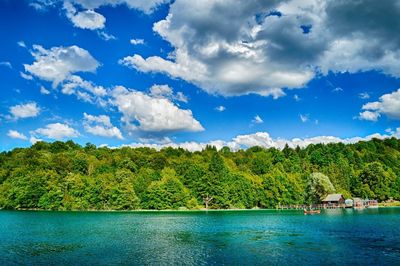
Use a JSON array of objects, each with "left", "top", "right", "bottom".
[{"left": 1, "top": 206, "right": 398, "bottom": 213}]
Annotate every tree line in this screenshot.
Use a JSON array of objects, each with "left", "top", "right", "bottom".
[{"left": 0, "top": 138, "right": 399, "bottom": 210}]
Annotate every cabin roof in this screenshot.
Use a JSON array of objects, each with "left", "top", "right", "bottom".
[{"left": 322, "top": 194, "right": 344, "bottom": 202}]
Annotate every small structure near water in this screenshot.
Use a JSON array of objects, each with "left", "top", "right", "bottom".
[
  {"left": 322, "top": 194, "right": 346, "bottom": 208},
  {"left": 277, "top": 194, "right": 378, "bottom": 210},
  {"left": 353, "top": 198, "right": 378, "bottom": 209}
]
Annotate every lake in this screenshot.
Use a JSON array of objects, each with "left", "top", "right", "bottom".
[{"left": 1, "top": 208, "right": 399, "bottom": 265}]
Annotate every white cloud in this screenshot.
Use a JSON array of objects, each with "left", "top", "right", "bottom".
[
  {"left": 68, "top": 0, "right": 169, "bottom": 14},
  {"left": 120, "top": 0, "right": 400, "bottom": 98},
  {"left": 332, "top": 87, "right": 343, "bottom": 93},
  {"left": 29, "top": 0, "right": 58, "bottom": 11},
  {"left": 64, "top": 1, "right": 106, "bottom": 30},
  {"left": 358, "top": 110, "right": 380, "bottom": 122},
  {"left": 360, "top": 88, "right": 400, "bottom": 120},
  {"left": 175, "top": 91, "right": 188, "bottom": 103},
  {"left": 294, "top": 94, "right": 300, "bottom": 102},
  {"left": 359, "top": 92, "right": 370, "bottom": 99},
  {"left": 149, "top": 84, "right": 173, "bottom": 98},
  {"left": 20, "top": 72, "right": 34, "bottom": 80},
  {"left": 111, "top": 130, "right": 399, "bottom": 152},
  {"left": 29, "top": 136, "right": 43, "bottom": 144},
  {"left": 395, "top": 128, "right": 400, "bottom": 138},
  {"left": 130, "top": 38, "right": 144, "bottom": 45},
  {"left": 300, "top": 114, "right": 309, "bottom": 122},
  {"left": 31, "top": 123, "right": 79, "bottom": 139},
  {"left": 24, "top": 44, "right": 100, "bottom": 87},
  {"left": 61, "top": 75, "right": 107, "bottom": 103},
  {"left": 98, "top": 31, "right": 116, "bottom": 41},
  {"left": 7, "top": 130, "right": 28, "bottom": 140},
  {"left": 215, "top": 106, "right": 226, "bottom": 112},
  {"left": 40, "top": 86, "right": 51, "bottom": 95},
  {"left": 252, "top": 115, "right": 263, "bottom": 124},
  {"left": 17, "top": 41, "right": 26, "bottom": 48},
  {"left": 149, "top": 84, "right": 188, "bottom": 103},
  {"left": 33, "top": 0, "right": 169, "bottom": 35},
  {"left": 83, "top": 113, "right": 123, "bottom": 139},
  {"left": 9, "top": 102, "right": 40, "bottom": 120},
  {"left": 0, "top": 62, "right": 12, "bottom": 68},
  {"left": 111, "top": 86, "right": 204, "bottom": 133}
]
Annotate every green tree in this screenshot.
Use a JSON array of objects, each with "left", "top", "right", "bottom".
[{"left": 305, "top": 172, "right": 335, "bottom": 204}]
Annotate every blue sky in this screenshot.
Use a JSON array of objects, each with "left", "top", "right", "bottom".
[{"left": 0, "top": 0, "right": 399, "bottom": 151}]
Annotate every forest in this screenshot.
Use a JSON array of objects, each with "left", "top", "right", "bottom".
[{"left": 0, "top": 138, "right": 399, "bottom": 210}]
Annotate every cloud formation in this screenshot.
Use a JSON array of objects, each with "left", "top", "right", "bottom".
[
  {"left": 121, "top": 0, "right": 400, "bottom": 98},
  {"left": 67, "top": 0, "right": 169, "bottom": 14},
  {"left": 360, "top": 88, "right": 400, "bottom": 121},
  {"left": 149, "top": 84, "right": 188, "bottom": 103},
  {"left": 31, "top": 0, "right": 169, "bottom": 33},
  {"left": 24, "top": 45, "right": 99, "bottom": 87},
  {"left": 111, "top": 86, "right": 204, "bottom": 134},
  {"left": 64, "top": 1, "right": 106, "bottom": 30},
  {"left": 130, "top": 38, "right": 144, "bottom": 45},
  {"left": 215, "top": 106, "right": 226, "bottom": 112},
  {"left": 117, "top": 130, "right": 400, "bottom": 152},
  {"left": 9, "top": 102, "right": 40, "bottom": 120},
  {"left": 252, "top": 115, "right": 263, "bottom": 124},
  {"left": 31, "top": 123, "right": 79, "bottom": 139},
  {"left": 83, "top": 113, "right": 123, "bottom": 139},
  {"left": 7, "top": 130, "right": 28, "bottom": 140},
  {"left": 61, "top": 75, "right": 107, "bottom": 104}
]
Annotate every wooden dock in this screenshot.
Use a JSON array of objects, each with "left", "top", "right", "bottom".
[{"left": 277, "top": 204, "right": 347, "bottom": 210}]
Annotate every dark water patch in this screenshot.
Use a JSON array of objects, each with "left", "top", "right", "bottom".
[{"left": 8, "top": 242, "right": 82, "bottom": 256}]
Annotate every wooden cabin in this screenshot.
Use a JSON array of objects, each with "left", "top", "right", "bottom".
[{"left": 322, "top": 194, "right": 345, "bottom": 207}]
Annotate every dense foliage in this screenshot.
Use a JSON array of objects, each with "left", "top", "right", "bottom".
[{"left": 0, "top": 138, "right": 400, "bottom": 210}]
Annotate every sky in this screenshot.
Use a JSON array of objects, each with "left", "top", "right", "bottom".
[{"left": 0, "top": 0, "right": 399, "bottom": 151}]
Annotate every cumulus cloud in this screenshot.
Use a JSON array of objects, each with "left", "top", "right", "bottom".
[
  {"left": 113, "top": 130, "right": 399, "bottom": 152},
  {"left": 61, "top": 75, "right": 107, "bottom": 104},
  {"left": 149, "top": 84, "right": 188, "bottom": 103},
  {"left": 7, "top": 130, "right": 28, "bottom": 140},
  {"left": 64, "top": 1, "right": 106, "bottom": 30},
  {"left": 24, "top": 44, "right": 100, "bottom": 87},
  {"left": 30, "top": 136, "right": 43, "bottom": 144},
  {"left": 83, "top": 113, "right": 123, "bottom": 139},
  {"left": 111, "top": 86, "right": 204, "bottom": 134},
  {"left": 360, "top": 88, "right": 400, "bottom": 121},
  {"left": 120, "top": 0, "right": 400, "bottom": 98},
  {"left": 358, "top": 111, "right": 380, "bottom": 122},
  {"left": 9, "top": 102, "right": 40, "bottom": 120},
  {"left": 31, "top": 123, "right": 79, "bottom": 139},
  {"left": 33, "top": 0, "right": 169, "bottom": 33}
]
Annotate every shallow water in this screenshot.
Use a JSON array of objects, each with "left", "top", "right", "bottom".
[{"left": 1, "top": 208, "right": 399, "bottom": 265}]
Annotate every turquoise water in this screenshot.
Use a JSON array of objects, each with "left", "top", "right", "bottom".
[{"left": 1, "top": 208, "right": 400, "bottom": 265}]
